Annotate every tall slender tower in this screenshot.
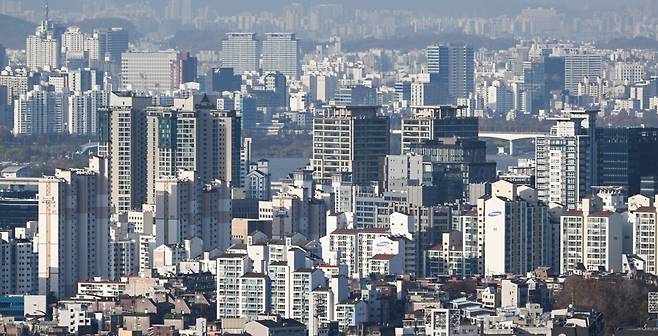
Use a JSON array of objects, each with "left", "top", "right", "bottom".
[
  {"left": 97, "top": 92, "right": 152, "bottom": 213},
  {"left": 25, "top": 0, "right": 60, "bottom": 70}
]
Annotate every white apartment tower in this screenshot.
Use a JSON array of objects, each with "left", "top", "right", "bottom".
[
  {"left": 480, "top": 180, "right": 550, "bottom": 276},
  {"left": 535, "top": 110, "right": 598, "bottom": 210},
  {"left": 68, "top": 90, "right": 107, "bottom": 135},
  {"left": 14, "top": 85, "right": 68, "bottom": 135},
  {"left": 216, "top": 253, "right": 253, "bottom": 319},
  {"left": 61, "top": 26, "right": 86, "bottom": 56},
  {"left": 290, "top": 269, "right": 325, "bottom": 325},
  {"left": 629, "top": 195, "right": 658, "bottom": 275},
  {"left": 238, "top": 273, "right": 271, "bottom": 320},
  {"left": 26, "top": 20, "right": 61, "bottom": 70},
  {"left": 560, "top": 195, "right": 624, "bottom": 273},
  {"left": 38, "top": 156, "right": 111, "bottom": 298}
]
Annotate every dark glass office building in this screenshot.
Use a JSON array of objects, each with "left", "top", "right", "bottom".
[
  {"left": 544, "top": 56, "right": 565, "bottom": 93},
  {"left": 409, "top": 138, "right": 496, "bottom": 203},
  {"left": 211, "top": 67, "right": 242, "bottom": 93},
  {"left": 0, "top": 191, "right": 37, "bottom": 229},
  {"left": 597, "top": 127, "right": 658, "bottom": 195}
]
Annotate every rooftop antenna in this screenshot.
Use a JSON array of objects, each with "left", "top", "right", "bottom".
[{"left": 44, "top": 0, "right": 49, "bottom": 22}]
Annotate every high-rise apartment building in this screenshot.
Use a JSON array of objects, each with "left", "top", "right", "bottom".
[
  {"left": 38, "top": 156, "right": 110, "bottom": 299},
  {"left": 480, "top": 180, "right": 550, "bottom": 276},
  {"left": 98, "top": 92, "right": 153, "bottom": 213},
  {"left": 221, "top": 33, "right": 259, "bottom": 75},
  {"left": 216, "top": 253, "right": 253, "bottom": 319},
  {"left": 426, "top": 44, "right": 474, "bottom": 102},
  {"left": 153, "top": 172, "right": 199, "bottom": 248},
  {"left": 61, "top": 26, "right": 86, "bottom": 56},
  {"left": 153, "top": 171, "right": 232, "bottom": 252},
  {"left": 68, "top": 90, "right": 107, "bottom": 135},
  {"left": 290, "top": 269, "right": 325, "bottom": 325},
  {"left": 238, "top": 273, "right": 271, "bottom": 320},
  {"left": 261, "top": 33, "right": 300, "bottom": 79},
  {"left": 26, "top": 20, "right": 61, "bottom": 70},
  {"left": 613, "top": 62, "right": 644, "bottom": 83},
  {"left": 535, "top": 110, "right": 598, "bottom": 210},
  {"left": 559, "top": 196, "right": 623, "bottom": 274},
  {"left": 0, "top": 68, "right": 34, "bottom": 107},
  {"left": 629, "top": 195, "right": 658, "bottom": 276},
  {"left": 13, "top": 85, "right": 68, "bottom": 135},
  {"left": 0, "top": 68, "right": 38, "bottom": 129},
  {"left": 101, "top": 93, "right": 242, "bottom": 214},
  {"left": 145, "top": 95, "right": 242, "bottom": 201},
  {"left": 312, "top": 106, "right": 390, "bottom": 185},
  {"left": 68, "top": 68, "right": 104, "bottom": 92},
  {"left": 0, "top": 232, "right": 38, "bottom": 295}
]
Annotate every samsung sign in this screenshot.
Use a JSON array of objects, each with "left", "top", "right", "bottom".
[{"left": 487, "top": 211, "right": 502, "bottom": 217}]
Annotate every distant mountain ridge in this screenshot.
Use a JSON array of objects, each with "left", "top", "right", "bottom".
[
  {"left": 0, "top": 14, "right": 34, "bottom": 49},
  {"left": 69, "top": 17, "right": 141, "bottom": 41},
  {"left": 0, "top": 14, "right": 141, "bottom": 50}
]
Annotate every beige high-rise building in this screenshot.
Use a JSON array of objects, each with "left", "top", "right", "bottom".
[
  {"left": 98, "top": 92, "right": 152, "bottom": 213},
  {"left": 145, "top": 94, "right": 242, "bottom": 203},
  {"left": 629, "top": 194, "right": 658, "bottom": 276},
  {"left": 26, "top": 20, "right": 60, "bottom": 70},
  {"left": 153, "top": 171, "right": 199, "bottom": 248},
  {"left": 153, "top": 170, "right": 234, "bottom": 252},
  {"left": 559, "top": 195, "right": 624, "bottom": 274},
  {"left": 37, "top": 156, "right": 110, "bottom": 299}
]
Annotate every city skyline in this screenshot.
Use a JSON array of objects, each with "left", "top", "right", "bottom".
[{"left": 0, "top": 1, "right": 658, "bottom": 336}]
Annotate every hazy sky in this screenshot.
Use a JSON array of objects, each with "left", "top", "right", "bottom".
[{"left": 20, "top": 0, "right": 657, "bottom": 17}]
